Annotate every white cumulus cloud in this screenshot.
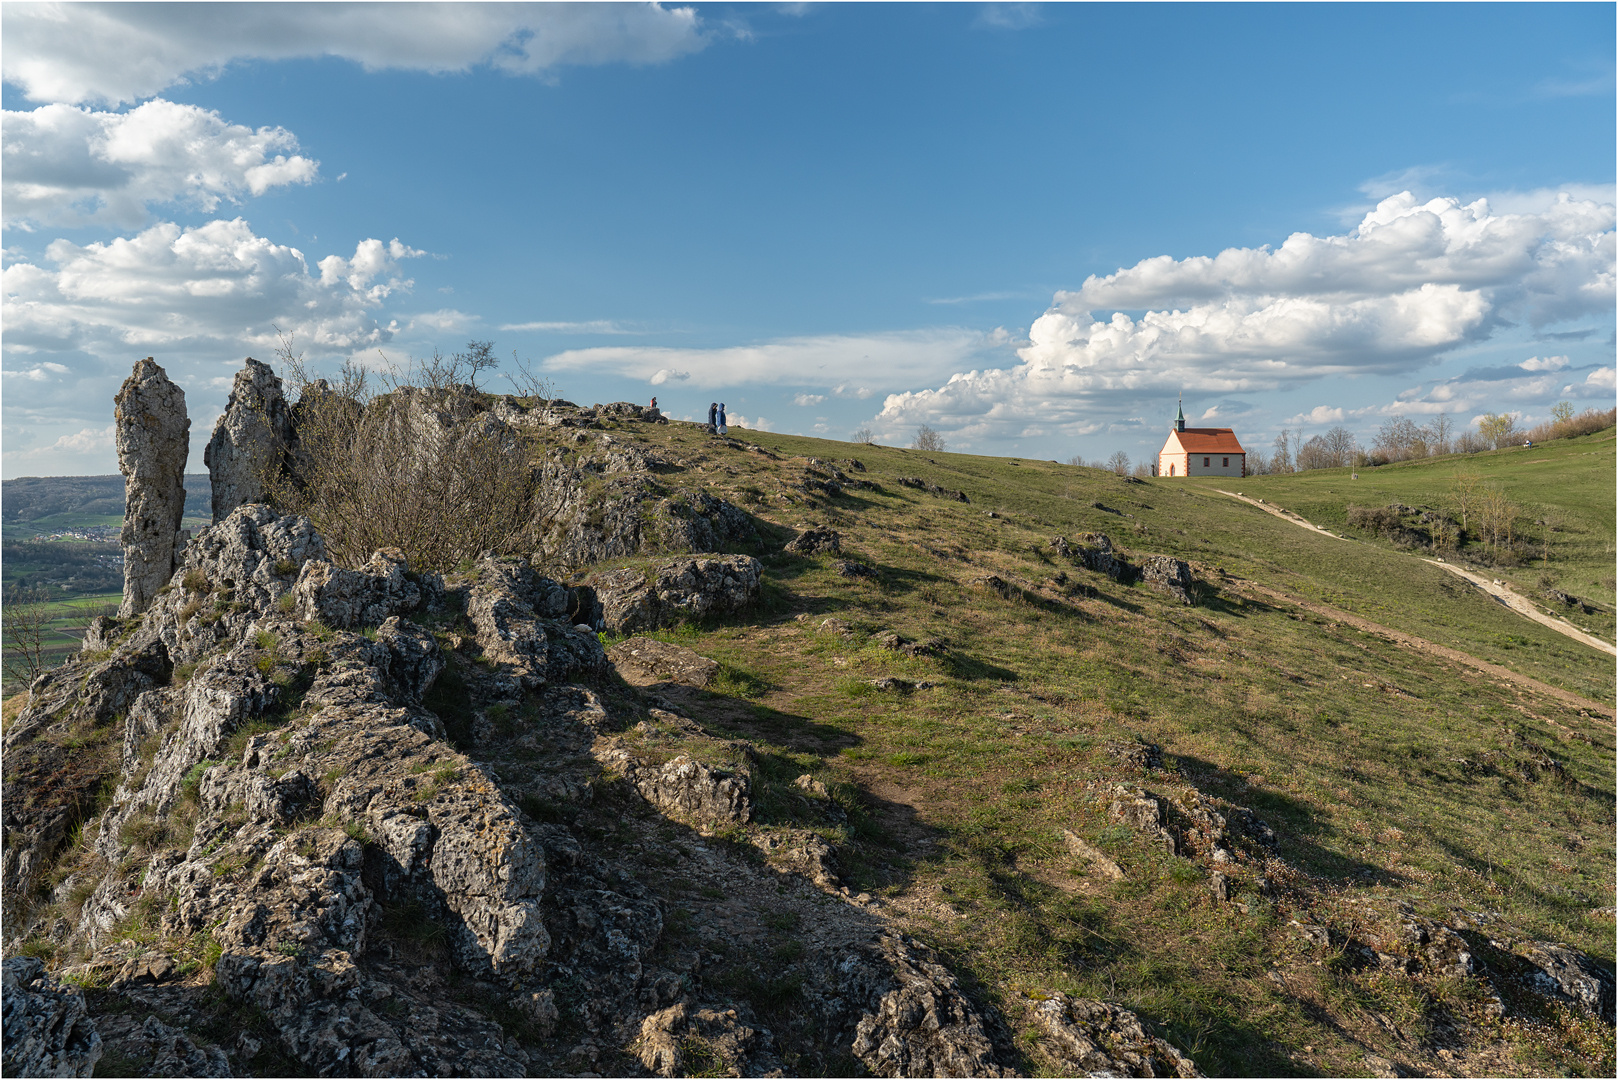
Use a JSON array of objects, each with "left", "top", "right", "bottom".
[
  {"left": 3, "top": 2, "right": 708, "bottom": 105},
  {"left": 877, "top": 189, "right": 1616, "bottom": 442},
  {"left": 3, "top": 99, "right": 319, "bottom": 228},
  {"left": 2, "top": 217, "right": 422, "bottom": 358},
  {"left": 792, "top": 393, "right": 825, "bottom": 406},
  {"left": 1584, "top": 366, "right": 1617, "bottom": 390}
]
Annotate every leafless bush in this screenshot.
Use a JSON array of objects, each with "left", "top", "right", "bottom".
[
  {"left": 503, "top": 350, "right": 555, "bottom": 400},
  {"left": 2, "top": 585, "right": 53, "bottom": 691},
  {"left": 1346, "top": 506, "right": 1402, "bottom": 536},
  {"left": 1522, "top": 404, "right": 1616, "bottom": 444},
  {"left": 264, "top": 335, "right": 545, "bottom": 573},
  {"left": 913, "top": 425, "right": 946, "bottom": 452},
  {"left": 852, "top": 426, "right": 875, "bottom": 445},
  {"left": 1107, "top": 450, "right": 1131, "bottom": 476}
]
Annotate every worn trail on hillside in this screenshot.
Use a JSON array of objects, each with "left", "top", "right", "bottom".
[
  {"left": 1418, "top": 558, "right": 1618, "bottom": 657},
  {"left": 1215, "top": 488, "right": 1617, "bottom": 658},
  {"left": 1227, "top": 577, "right": 1614, "bottom": 721}
]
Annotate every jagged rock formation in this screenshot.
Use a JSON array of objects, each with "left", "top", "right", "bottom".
[
  {"left": 1030, "top": 993, "right": 1201, "bottom": 1077},
  {"left": 115, "top": 358, "right": 189, "bottom": 617},
  {"left": 786, "top": 526, "right": 842, "bottom": 555},
  {"left": 203, "top": 358, "right": 294, "bottom": 523},
  {"left": 1140, "top": 554, "right": 1194, "bottom": 603},
  {"left": 810, "top": 933, "right": 1010, "bottom": 1077},
  {"left": 584, "top": 554, "right": 763, "bottom": 633},
  {"left": 2, "top": 956, "right": 103, "bottom": 1077},
  {"left": 2, "top": 494, "right": 1031, "bottom": 1076}
]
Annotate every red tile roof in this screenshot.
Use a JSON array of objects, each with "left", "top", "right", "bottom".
[{"left": 1166, "top": 428, "right": 1246, "bottom": 454}]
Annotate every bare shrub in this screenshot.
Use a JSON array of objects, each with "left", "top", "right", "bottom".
[
  {"left": 912, "top": 425, "right": 946, "bottom": 452},
  {"left": 263, "top": 336, "right": 545, "bottom": 573},
  {"left": 1107, "top": 450, "right": 1131, "bottom": 476},
  {"left": 1346, "top": 506, "right": 1402, "bottom": 537},
  {"left": 2, "top": 585, "right": 53, "bottom": 690},
  {"left": 1523, "top": 404, "right": 1616, "bottom": 444},
  {"left": 852, "top": 426, "right": 875, "bottom": 445}
]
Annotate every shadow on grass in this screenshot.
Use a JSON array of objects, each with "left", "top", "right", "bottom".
[{"left": 1173, "top": 752, "right": 1405, "bottom": 887}]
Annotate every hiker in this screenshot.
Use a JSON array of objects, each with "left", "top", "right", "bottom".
[
  {"left": 649, "top": 395, "right": 658, "bottom": 411},
  {"left": 707, "top": 402, "right": 717, "bottom": 433},
  {"left": 717, "top": 403, "right": 728, "bottom": 436}
]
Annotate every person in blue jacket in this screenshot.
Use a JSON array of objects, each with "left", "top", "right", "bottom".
[{"left": 717, "top": 403, "right": 728, "bottom": 436}]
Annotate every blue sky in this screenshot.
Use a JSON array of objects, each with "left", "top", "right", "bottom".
[{"left": 3, "top": 1, "right": 1614, "bottom": 478}]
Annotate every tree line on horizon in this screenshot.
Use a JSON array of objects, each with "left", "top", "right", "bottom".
[{"left": 1071, "top": 403, "right": 1616, "bottom": 477}]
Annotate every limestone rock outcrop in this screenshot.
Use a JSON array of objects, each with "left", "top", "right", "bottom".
[
  {"left": 584, "top": 554, "right": 763, "bottom": 633},
  {"left": 115, "top": 358, "right": 189, "bottom": 616},
  {"left": 1, "top": 957, "right": 103, "bottom": 1078},
  {"left": 465, "top": 556, "right": 605, "bottom": 692},
  {"left": 1141, "top": 554, "right": 1195, "bottom": 603},
  {"left": 806, "top": 933, "right": 1010, "bottom": 1078},
  {"left": 635, "top": 1002, "right": 784, "bottom": 1077},
  {"left": 608, "top": 635, "right": 721, "bottom": 687},
  {"left": 204, "top": 357, "right": 294, "bottom": 523},
  {"left": 1031, "top": 992, "right": 1202, "bottom": 1077},
  {"left": 785, "top": 526, "right": 842, "bottom": 555}
]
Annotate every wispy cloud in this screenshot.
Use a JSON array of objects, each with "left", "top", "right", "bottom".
[
  {"left": 975, "top": 4, "right": 1044, "bottom": 31},
  {"left": 926, "top": 290, "right": 1028, "bottom": 305},
  {"left": 544, "top": 327, "right": 1017, "bottom": 390},
  {"left": 500, "top": 319, "right": 647, "bottom": 335}
]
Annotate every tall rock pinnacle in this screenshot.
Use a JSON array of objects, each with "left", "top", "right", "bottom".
[
  {"left": 115, "top": 358, "right": 189, "bottom": 617},
  {"left": 204, "top": 357, "right": 294, "bottom": 523}
]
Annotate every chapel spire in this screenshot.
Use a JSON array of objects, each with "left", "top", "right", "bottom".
[{"left": 1175, "top": 395, "right": 1186, "bottom": 433}]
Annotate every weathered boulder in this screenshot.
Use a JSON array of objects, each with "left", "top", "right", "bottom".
[
  {"left": 1516, "top": 941, "right": 1615, "bottom": 1023},
  {"left": 466, "top": 556, "right": 606, "bottom": 690},
  {"left": 115, "top": 357, "right": 189, "bottom": 616},
  {"left": 291, "top": 548, "right": 429, "bottom": 630},
  {"left": 602, "top": 748, "right": 753, "bottom": 829},
  {"left": 896, "top": 477, "right": 969, "bottom": 503},
  {"left": 584, "top": 554, "right": 762, "bottom": 633},
  {"left": 1, "top": 956, "right": 103, "bottom": 1078},
  {"left": 1077, "top": 532, "right": 1124, "bottom": 580},
  {"left": 1061, "top": 829, "right": 1125, "bottom": 881},
  {"left": 1030, "top": 992, "right": 1202, "bottom": 1077},
  {"left": 1140, "top": 555, "right": 1194, "bottom": 604},
  {"left": 807, "top": 933, "right": 1008, "bottom": 1077},
  {"left": 608, "top": 636, "right": 721, "bottom": 688},
  {"left": 785, "top": 527, "right": 841, "bottom": 555},
  {"left": 204, "top": 357, "right": 294, "bottom": 523},
  {"left": 635, "top": 1002, "right": 784, "bottom": 1077}
]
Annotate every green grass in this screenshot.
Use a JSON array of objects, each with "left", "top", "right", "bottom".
[{"left": 580, "top": 416, "right": 1616, "bottom": 1075}]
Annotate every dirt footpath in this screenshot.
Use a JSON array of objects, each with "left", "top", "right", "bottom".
[
  {"left": 1216, "top": 489, "right": 1617, "bottom": 658},
  {"left": 1419, "top": 558, "right": 1617, "bottom": 657},
  {"left": 1227, "top": 577, "right": 1614, "bottom": 721}
]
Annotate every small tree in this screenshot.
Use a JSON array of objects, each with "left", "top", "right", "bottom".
[
  {"left": 2, "top": 585, "right": 54, "bottom": 691},
  {"left": 913, "top": 425, "right": 946, "bottom": 452},
  {"left": 1452, "top": 470, "right": 1482, "bottom": 532},
  {"left": 1271, "top": 430, "right": 1292, "bottom": 473},
  {"left": 1550, "top": 400, "right": 1575, "bottom": 425},
  {"left": 1429, "top": 414, "right": 1454, "bottom": 455},
  {"left": 453, "top": 340, "right": 500, "bottom": 392},
  {"left": 852, "top": 426, "right": 875, "bottom": 445},
  {"left": 1106, "top": 450, "right": 1131, "bottom": 476},
  {"left": 1477, "top": 412, "right": 1519, "bottom": 449}
]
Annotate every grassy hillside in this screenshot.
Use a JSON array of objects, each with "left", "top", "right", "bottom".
[
  {"left": 4, "top": 415, "right": 1612, "bottom": 1075},
  {"left": 580, "top": 416, "right": 1614, "bottom": 1075},
  {"left": 1235, "top": 427, "right": 1617, "bottom": 643}
]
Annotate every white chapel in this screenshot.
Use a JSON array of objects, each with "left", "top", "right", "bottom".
[{"left": 1157, "top": 401, "right": 1246, "bottom": 478}]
